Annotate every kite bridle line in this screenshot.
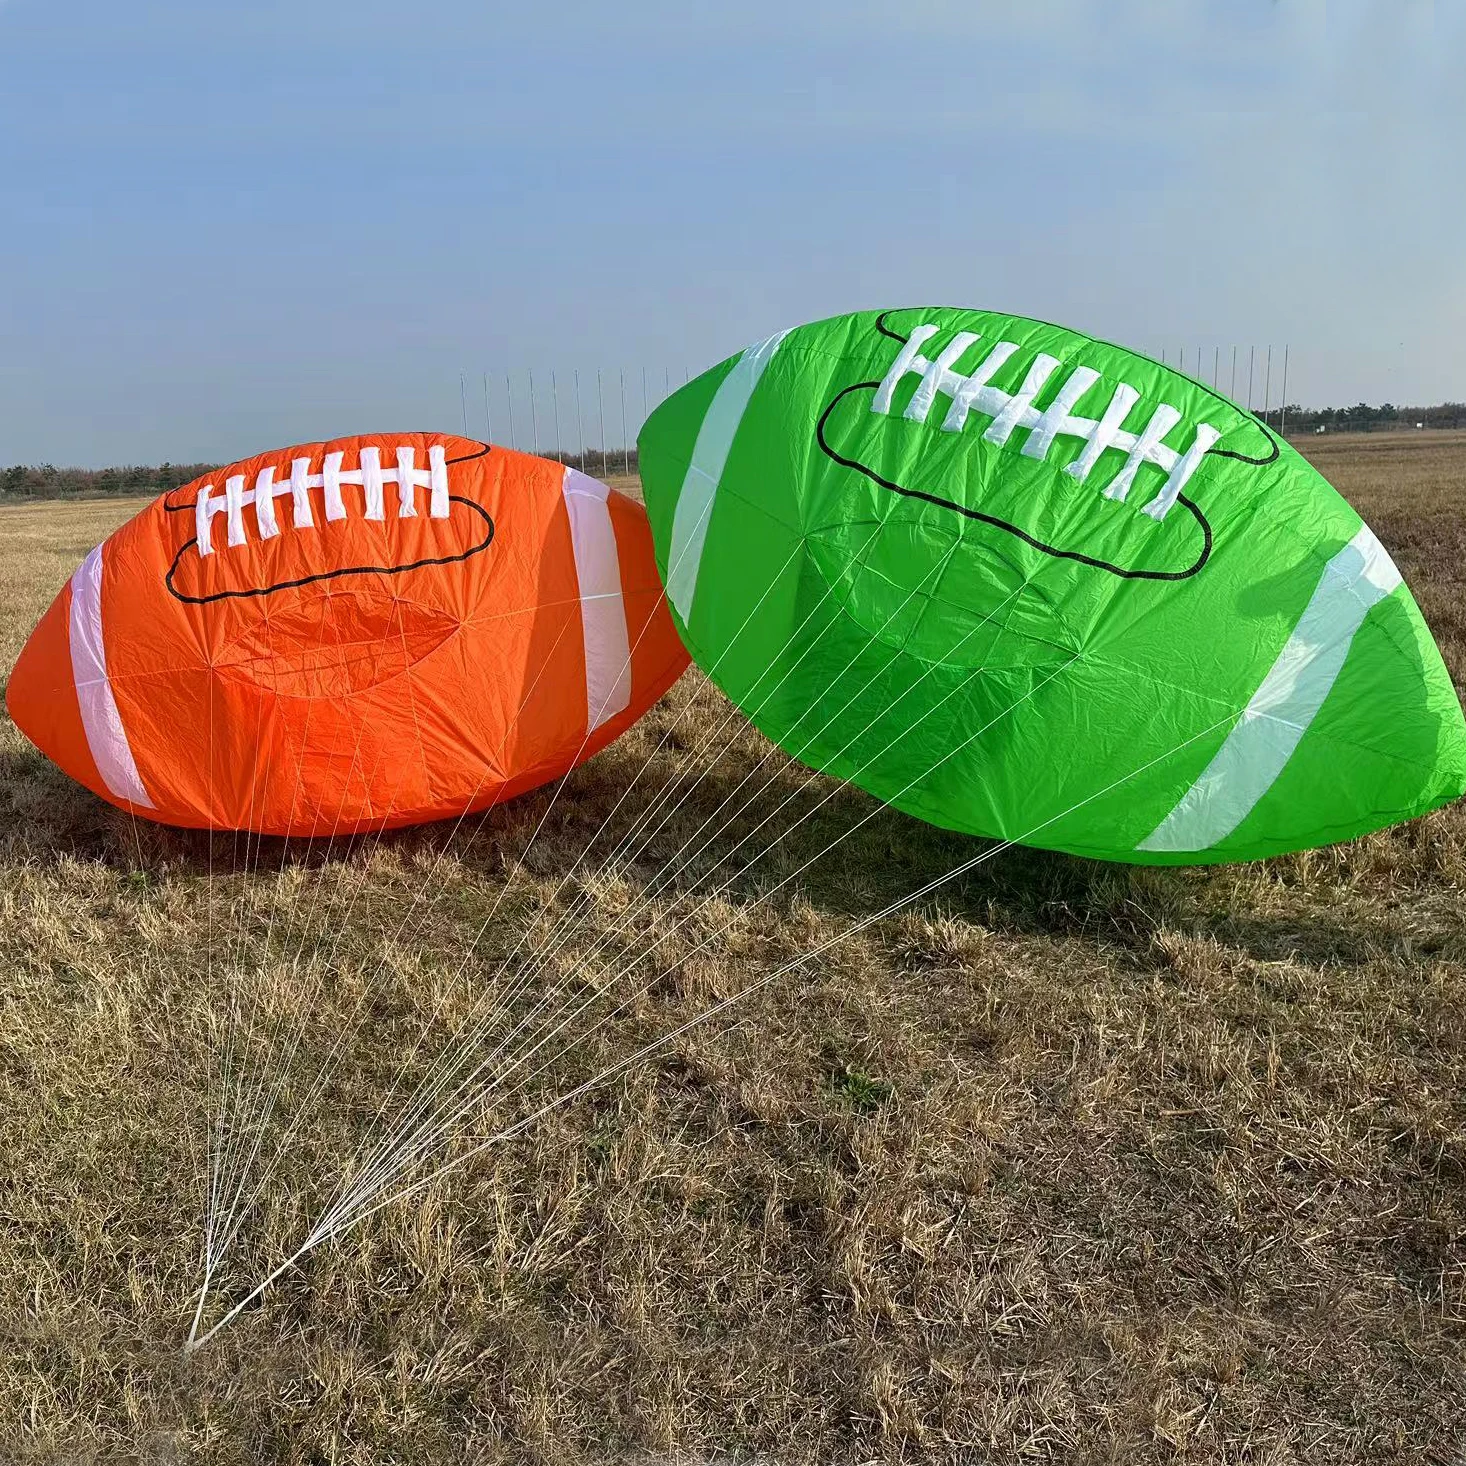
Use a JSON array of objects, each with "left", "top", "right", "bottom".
[
  {"left": 309, "top": 535, "right": 1000, "bottom": 1228},
  {"left": 184, "top": 704, "right": 1237, "bottom": 1354},
  {"left": 314, "top": 619, "right": 1074, "bottom": 1234},
  {"left": 321, "top": 527, "right": 979, "bottom": 1218},
  {"left": 189, "top": 474, "right": 816, "bottom": 1338},
  {"left": 188, "top": 428, "right": 1241, "bottom": 1345},
  {"left": 198, "top": 446, "right": 632, "bottom": 1331},
  {"left": 191, "top": 475, "right": 928, "bottom": 1336}
]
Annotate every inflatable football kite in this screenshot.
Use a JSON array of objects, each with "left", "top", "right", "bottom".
[
  {"left": 7, "top": 436, "right": 688, "bottom": 834},
  {"left": 638, "top": 308, "right": 1466, "bottom": 864}
]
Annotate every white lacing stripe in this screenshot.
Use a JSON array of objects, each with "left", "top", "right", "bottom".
[
  {"left": 665, "top": 329, "right": 790, "bottom": 621},
  {"left": 1138, "top": 524, "right": 1402, "bottom": 853},
  {"left": 196, "top": 444, "right": 451, "bottom": 555},
  {"left": 873, "top": 327, "right": 1221, "bottom": 521},
  {"left": 68, "top": 546, "right": 154, "bottom": 808},
  {"left": 562, "top": 468, "right": 633, "bottom": 733}
]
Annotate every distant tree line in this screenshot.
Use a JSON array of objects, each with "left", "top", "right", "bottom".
[
  {"left": 0, "top": 461, "right": 218, "bottom": 502},
  {"left": 1257, "top": 401, "right": 1466, "bottom": 435},
  {"left": 0, "top": 451, "right": 649, "bottom": 503}
]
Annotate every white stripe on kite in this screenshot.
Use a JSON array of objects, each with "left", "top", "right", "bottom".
[
  {"left": 1138, "top": 523, "right": 1401, "bottom": 853},
  {"left": 563, "top": 468, "right": 633, "bottom": 733},
  {"left": 665, "top": 329, "right": 790, "bottom": 621},
  {"left": 68, "top": 545, "right": 155, "bottom": 808}
]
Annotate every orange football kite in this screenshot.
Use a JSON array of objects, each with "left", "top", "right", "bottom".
[{"left": 7, "top": 434, "right": 689, "bottom": 834}]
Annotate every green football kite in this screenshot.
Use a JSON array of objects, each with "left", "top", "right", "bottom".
[{"left": 637, "top": 307, "right": 1466, "bottom": 864}]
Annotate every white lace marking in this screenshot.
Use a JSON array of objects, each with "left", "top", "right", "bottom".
[
  {"left": 941, "top": 340, "right": 1020, "bottom": 433},
  {"left": 870, "top": 325, "right": 939, "bottom": 416},
  {"left": 1143, "top": 423, "right": 1222, "bottom": 521},
  {"left": 984, "top": 353, "right": 1060, "bottom": 448},
  {"left": 1102, "top": 404, "right": 1180, "bottom": 505},
  {"left": 360, "top": 447, "right": 386, "bottom": 522},
  {"left": 872, "top": 325, "right": 1222, "bottom": 522},
  {"left": 396, "top": 447, "right": 417, "bottom": 518},
  {"left": 427, "top": 445, "right": 450, "bottom": 518},
  {"left": 195, "top": 486, "right": 215, "bottom": 557},
  {"left": 194, "top": 444, "right": 454, "bottom": 555},
  {"left": 905, "top": 331, "right": 979, "bottom": 424},
  {"left": 224, "top": 475, "right": 247, "bottom": 548},
  {"left": 1023, "top": 365, "right": 1100, "bottom": 461},
  {"left": 323, "top": 452, "right": 347, "bottom": 522},
  {"left": 1065, "top": 383, "right": 1139, "bottom": 483},
  {"left": 290, "top": 458, "right": 315, "bottom": 530},
  {"left": 254, "top": 466, "right": 279, "bottom": 539}
]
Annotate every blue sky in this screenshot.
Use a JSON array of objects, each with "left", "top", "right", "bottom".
[{"left": 0, "top": 0, "right": 1459, "bottom": 466}]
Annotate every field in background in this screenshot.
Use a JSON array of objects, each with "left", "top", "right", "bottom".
[{"left": 0, "top": 436, "right": 1463, "bottom": 1465}]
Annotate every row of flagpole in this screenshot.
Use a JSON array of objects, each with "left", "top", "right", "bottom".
[
  {"left": 457, "top": 368, "right": 692, "bottom": 469},
  {"left": 1155, "top": 343, "right": 1292, "bottom": 432},
  {"left": 460, "top": 346, "right": 1296, "bottom": 465}
]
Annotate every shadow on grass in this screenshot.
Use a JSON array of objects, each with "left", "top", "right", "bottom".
[
  {"left": 0, "top": 708, "right": 1179, "bottom": 942},
  {"left": 13, "top": 699, "right": 1406, "bottom": 974}
]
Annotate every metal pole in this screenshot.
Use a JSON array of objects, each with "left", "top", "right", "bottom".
[
  {"left": 528, "top": 368, "right": 539, "bottom": 456},
  {"left": 664, "top": 366, "right": 670, "bottom": 401},
  {"left": 552, "top": 370, "right": 561, "bottom": 462},
  {"left": 575, "top": 369, "right": 585, "bottom": 471},
  {"left": 459, "top": 373, "right": 468, "bottom": 435},
  {"left": 1230, "top": 346, "right": 1237, "bottom": 401},
  {"left": 482, "top": 373, "right": 492, "bottom": 442},
  {"left": 597, "top": 370, "right": 606, "bottom": 476},
  {"left": 1213, "top": 346, "right": 1219, "bottom": 389},
  {"left": 1246, "top": 347, "right": 1255, "bottom": 413},
  {"left": 505, "top": 373, "right": 516, "bottom": 449},
  {"left": 1263, "top": 346, "right": 1272, "bottom": 428},
  {"left": 620, "top": 370, "right": 630, "bottom": 475},
  {"left": 1279, "top": 346, "right": 1289, "bottom": 436}
]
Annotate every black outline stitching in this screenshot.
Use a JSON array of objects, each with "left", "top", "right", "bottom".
[
  {"left": 161, "top": 439, "right": 496, "bottom": 603},
  {"left": 165, "top": 496, "right": 495, "bottom": 604},
  {"left": 817, "top": 380, "right": 1212, "bottom": 582}
]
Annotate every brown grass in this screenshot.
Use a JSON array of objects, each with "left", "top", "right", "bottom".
[{"left": 1, "top": 440, "right": 1464, "bottom": 1464}]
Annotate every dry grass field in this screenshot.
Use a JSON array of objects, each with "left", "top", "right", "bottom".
[{"left": 1, "top": 436, "right": 1464, "bottom": 1465}]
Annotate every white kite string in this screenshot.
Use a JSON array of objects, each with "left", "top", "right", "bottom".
[
  {"left": 194, "top": 516, "right": 948, "bottom": 1332},
  {"left": 353, "top": 547, "right": 1022, "bottom": 1191},
  {"left": 295, "top": 527, "right": 916, "bottom": 1249},
  {"left": 316, "top": 611, "right": 1065, "bottom": 1221},
  {"left": 334, "top": 537, "right": 966, "bottom": 1190},
  {"left": 309, "top": 507, "right": 1006, "bottom": 1221},
  {"left": 200, "top": 441, "right": 723, "bottom": 1280},
  {"left": 184, "top": 709, "right": 1234, "bottom": 1353},
  {"left": 192, "top": 499, "right": 811, "bottom": 1309}
]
